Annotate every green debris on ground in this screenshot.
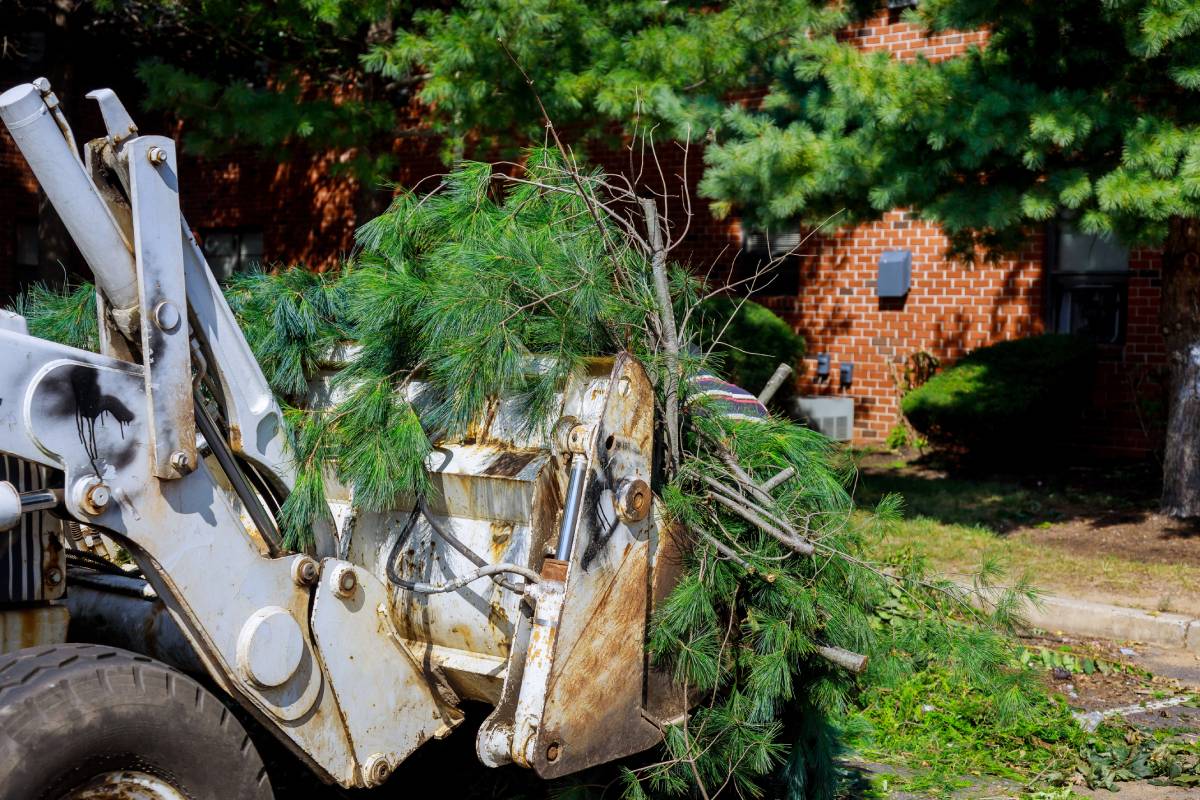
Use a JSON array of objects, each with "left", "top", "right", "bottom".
[{"left": 848, "top": 634, "right": 1200, "bottom": 797}]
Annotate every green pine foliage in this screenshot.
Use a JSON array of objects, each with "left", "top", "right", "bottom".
[
  {"left": 644, "top": 412, "right": 1042, "bottom": 797},
  {"left": 10, "top": 283, "right": 99, "bottom": 352},
  {"left": 224, "top": 267, "right": 352, "bottom": 404},
  {"left": 362, "top": 0, "right": 845, "bottom": 160},
  {"left": 698, "top": 1, "right": 1200, "bottom": 252},
  {"left": 99, "top": 1, "right": 853, "bottom": 174}
]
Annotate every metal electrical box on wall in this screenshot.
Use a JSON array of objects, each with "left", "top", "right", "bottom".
[{"left": 877, "top": 249, "right": 912, "bottom": 298}]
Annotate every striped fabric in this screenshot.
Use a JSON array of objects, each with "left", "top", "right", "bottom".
[
  {"left": 0, "top": 456, "right": 48, "bottom": 603},
  {"left": 685, "top": 373, "right": 768, "bottom": 422}
]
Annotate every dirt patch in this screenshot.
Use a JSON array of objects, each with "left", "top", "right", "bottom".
[
  {"left": 1011, "top": 513, "right": 1200, "bottom": 569},
  {"left": 1024, "top": 634, "right": 1200, "bottom": 726},
  {"left": 857, "top": 450, "right": 1200, "bottom": 615}
]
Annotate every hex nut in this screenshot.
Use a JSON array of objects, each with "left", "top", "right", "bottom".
[
  {"left": 74, "top": 478, "right": 110, "bottom": 517},
  {"left": 332, "top": 564, "right": 357, "bottom": 598},
  {"left": 146, "top": 145, "right": 168, "bottom": 165},
  {"left": 363, "top": 754, "right": 391, "bottom": 787},
  {"left": 291, "top": 556, "right": 319, "bottom": 587},
  {"left": 615, "top": 477, "right": 651, "bottom": 523},
  {"left": 169, "top": 450, "right": 191, "bottom": 474},
  {"left": 44, "top": 567, "right": 63, "bottom": 586}
]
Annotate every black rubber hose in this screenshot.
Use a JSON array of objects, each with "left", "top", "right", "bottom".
[
  {"left": 418, "top": 497, "right": 524, "bottom": 593},
  {"left": 386, "top": 503, "right": 539, "bottom": 594}
]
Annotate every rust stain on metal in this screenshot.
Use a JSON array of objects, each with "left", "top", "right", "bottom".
[
  {"left": 644, "top": 521, "right": 691, "bottom": 723},
  {"left": 489, "top": 520, "right": 514, "bottom": 562},
  {"left": 487, "top": 600, "right": 511, "bottom": 655},
  {"left": 0, "top": 604, "right": 69, "bottom": 653},
  {"left": 530, "top": 470, "right": 563, "bottom": 560},
  {"left": 463, "top": 399, "right": 500, "bottom": 445},
  {"left": 482, "top": 449, "right": 540, "bottom": 479},
  {"left": 534, "top": 543, "right": 659, "bottom": 777}
]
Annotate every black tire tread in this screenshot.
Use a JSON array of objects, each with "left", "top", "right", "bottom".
[{"left": 0, "top": 643, "right": 272, "bottom": 800}]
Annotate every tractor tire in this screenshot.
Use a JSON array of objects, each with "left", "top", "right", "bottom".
[{"left": 0, "top": 643, "right": 274, "bottom": 800}]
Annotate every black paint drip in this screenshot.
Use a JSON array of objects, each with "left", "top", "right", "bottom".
[{"left": 69, "top": 366, "right": 134, "bottom": 477}]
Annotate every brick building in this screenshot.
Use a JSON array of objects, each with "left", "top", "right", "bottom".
[{"left": 0, "top": 6, "right": 1166, "bottom": 457}]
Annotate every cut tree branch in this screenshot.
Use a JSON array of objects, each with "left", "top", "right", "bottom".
[
  {"left": 816, "top": 645, "right": 868, "bottom": 674},
  {"left": 704, "top": 490, "right": 815, "bottom": 556},
  {"left": 641, "top": 196, "right": 682, "bottom": 473}
]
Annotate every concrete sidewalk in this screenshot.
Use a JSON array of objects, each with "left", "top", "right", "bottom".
[
  {"left": 963, "top": 583, "right": 1200, "bottom": 653},
  {"left": 1021, "top": 593, "right": 1200, "bottom": 653}
]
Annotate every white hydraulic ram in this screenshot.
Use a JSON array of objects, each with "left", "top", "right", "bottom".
[{"left": 0, "top": 80, "right": 685, "bottom": 797}]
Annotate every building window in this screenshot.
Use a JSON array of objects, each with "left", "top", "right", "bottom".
[
  {"left": 740, "top": 224, "right": 802, "bottom": 297},
  {"left": 200, "top": 228, "right": 264, "bottom": 281},
  {"left": 1047, "top": 219, "right": 1128, "bottom": 345},
  {"left": 15, "top": 221, "right": 39, "bottom": 268}
]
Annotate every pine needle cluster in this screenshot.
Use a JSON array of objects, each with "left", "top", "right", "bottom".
[{"left": 10, "top": 282, "right": 99, "bottom": 351}]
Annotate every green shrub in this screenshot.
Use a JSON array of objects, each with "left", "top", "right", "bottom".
[
  {"left": 697, "top": 296, "right": 805, "bottom": 399},
  {"left": 901, "top": 335, "right": 1095, "bottom": 454}
]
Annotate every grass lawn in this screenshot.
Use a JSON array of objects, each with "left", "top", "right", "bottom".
[{"left": 853, "top": 453, "right": 1200, "bottom": 617}]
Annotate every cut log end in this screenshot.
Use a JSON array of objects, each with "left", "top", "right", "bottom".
[
  {"left": 757, "top": 362, "right": 795, "bottom": 404},
  {"left": 817, "top": 645, "right": 868, "bottom": 674}
]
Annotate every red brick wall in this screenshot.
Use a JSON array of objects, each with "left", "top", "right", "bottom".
[
  {"left": 841, "top": 8, "right": 989, "bottom": 61},
  {"left": 178, "top": 148, "right": 357, "bottom": 271},
  {"left": 0, "top": 139, "right": 39, "bottom": 300},
  {"left": 773, "top": 211, "right": 1046, "bottom": 442}
]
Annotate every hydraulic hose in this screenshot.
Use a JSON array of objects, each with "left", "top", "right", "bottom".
[
  {"left": 418, "top": 497, "right": 523, "bottom": 593},
  {"left": 386, "top": 503, "right": 540, "bottom": 595}
]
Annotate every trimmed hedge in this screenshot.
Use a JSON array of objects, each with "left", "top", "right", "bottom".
[
  {"left": 901, "top": 335, "right": 1095, "bottom": 453},
  {"left": 699, "top": 296, "right": 806, "bottom": 399}
]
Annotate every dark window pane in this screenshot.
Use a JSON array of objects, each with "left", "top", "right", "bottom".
[
  {"left": 1048, "top": 221, "right": 1128, "bottom": 344},
  {"left": 200, "top": 228, "right": 264, "bottom": 280},
  {"left": 239, "top": 230, "right": 264, "bottom": 269},
  {"left": 1057, "top": 229, "right": 1128, "bottom": 273},
  {"left": 1052, "top": 282, "right": 1124, "bottom": 344}
]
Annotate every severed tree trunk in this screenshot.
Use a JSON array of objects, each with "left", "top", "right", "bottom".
[{"left": 1160, "top": 216, "right": 1200, "bottom": 517}]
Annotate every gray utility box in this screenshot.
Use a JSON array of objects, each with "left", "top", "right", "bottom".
[
  {"left": 877, "top": 249, "right": 911, "bottom": 298},
  {"left": 790, "top": 396, "right": 855, "bottom": 441}
]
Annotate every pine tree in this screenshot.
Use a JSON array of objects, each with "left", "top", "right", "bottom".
[
  {"left": 696, "top": 1, "right": 1200, "bottom": 516},
  {"left": 92, "top": 1, "right": 843, "bottom": 181}
]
